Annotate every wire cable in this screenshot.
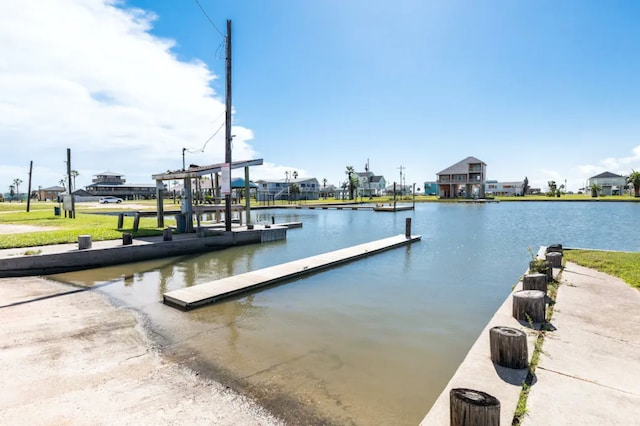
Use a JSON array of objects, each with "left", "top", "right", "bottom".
[{"left": 194, "top": 0, "right": 225, "bottom": 38}]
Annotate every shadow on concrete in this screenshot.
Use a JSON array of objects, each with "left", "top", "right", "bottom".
[
  {"left": 492, "top": 363, "right": 530, "bottom": 386},
  {"left": 0, "top": 278, "right": 125, "bottom": 310}
]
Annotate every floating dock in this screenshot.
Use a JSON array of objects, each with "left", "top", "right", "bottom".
[
  {"left": 373, "top": 204, "right": 414, "bottom": 212},
  {"left": 163, "top": 233, "right": 421, "bottom": 310}
]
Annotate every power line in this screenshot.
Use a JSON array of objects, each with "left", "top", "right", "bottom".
[
  {"left": 194, "top": 0, "right": 225, "bottom": 38},
  {"left": 183, "top": 121, "right": 226, "bottom": 154}
]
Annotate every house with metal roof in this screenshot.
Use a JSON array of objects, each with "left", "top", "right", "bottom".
[
  {"left": 587, "top": 171, "right": 628, "bottom": 196},
  {"left": 436, "top": 156, "right": 487, "bottom": 198},
  {"left": 37, "top": 185, "right": 66, "bottom": 201},
  {"left": 85, "top": 171, "right": 160, "bottom": 199}
]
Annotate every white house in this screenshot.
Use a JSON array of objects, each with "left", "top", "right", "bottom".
[
  {"left": 255, "top": 178, "right": 320, "bottom": 201},
  {"left": 587, "top": 172, "right": 628, "bottom": 196},
  {"left": 355, "top": 172, "right": 386, "bottom": 196},
  {"left": 485, "top": 180, "right": 524, "bottom": 196}
]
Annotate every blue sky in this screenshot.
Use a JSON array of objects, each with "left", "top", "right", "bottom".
[{"left": 2, "top": 0, "right": 640, "bottom": 192}]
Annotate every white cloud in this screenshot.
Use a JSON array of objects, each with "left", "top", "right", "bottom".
[{"left": 0, "top": 0, "right": 264, "bottom": 192}]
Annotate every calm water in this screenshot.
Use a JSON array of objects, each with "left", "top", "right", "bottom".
[{"left": 52, "top": 202, "right": 639, "bottom": 425}]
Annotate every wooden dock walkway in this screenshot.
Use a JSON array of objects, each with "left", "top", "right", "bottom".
[{"left": 163, "top": 234, "right": 421, "bottom": 310}]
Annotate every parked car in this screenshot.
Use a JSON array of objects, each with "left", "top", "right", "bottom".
[{"left": 99, "top": 196, "right": 123, "bottom": 204}]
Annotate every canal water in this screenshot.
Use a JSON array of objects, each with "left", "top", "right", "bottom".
[{"left": 51, "top": 202, "right": 639, "bottom": 425}]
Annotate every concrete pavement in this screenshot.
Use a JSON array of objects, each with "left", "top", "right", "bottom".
[{"left": 523, "top": 261, "right": 640, "bottom": 425}]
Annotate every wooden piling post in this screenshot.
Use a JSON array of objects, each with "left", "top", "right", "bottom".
[
  {"left": 78, "top": 235, "right": 92, "bottom": 250},
  {"left": 546, "top": 251, "right": 562, "bottom": 268},
  {"left": 405, "top": 218, "right": 411, "bottom": 238},
  {"left": 522, "top": 273, "right": 547, "bottom": 294},
  {"left": 122, "top": 233, "right": 133, "bottom": 245},
  {"left": 162, "top": 228, "right": 172, "bottom": 241},
  {"left": 490, "top": 326, "right": 528, "bottom": 369},
  {"left": 117, "top": 213, "right": 124, "bottom": 229},
  {"left": 513, "top": 290, "right": 545, "bottom": 323},
  {"left": 450, "top": 388, "right": 500, "bottom": 426}
]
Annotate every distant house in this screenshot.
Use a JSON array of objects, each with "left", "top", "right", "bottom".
[
  {"left": 355, "top": 172, "right": 387, "bottom": 197},
  {"left": 85, "top": 171, "right": 161, "bottom": 199},
  {"left": 255, "top": 178, "right": 320, "bottom": 201},
  {"left": 587, "top": 172, "right": 628, "bottom": 196},
  {"left": 319, "top": 184, "right": 337, "bottom": 199},
  {"left": 485, "top": 180, "right": 524, "bottom": 196},
  {"left": 37, "top": 185, "right": 66, "bottom": 201},
  {"left": 423, "top": 182, "right": 439, "bottom": 196},
  {"left": 436, "top": 156, "right": 487, "bottom": 198}
]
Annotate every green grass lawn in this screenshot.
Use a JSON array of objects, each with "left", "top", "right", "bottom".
[
  {"left": 564, "top": 249, "right": 640, "bottom": 290},
  {"left": 0, "top": 203, "right": 171, "bottom": 249}
]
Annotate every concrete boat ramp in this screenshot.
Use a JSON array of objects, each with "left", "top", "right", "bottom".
[{"left": 163, "top": 233, "right": 421, "bottom": 310}]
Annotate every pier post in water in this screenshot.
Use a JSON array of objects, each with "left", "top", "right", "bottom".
[
  {"left": 490, "top": 326, "right": 528, "bottom": 369},
  {"left": 450, "top": 388, "right": 500, "bottom": 426},
  {"left": 405, "top": 218, "right": 411, "bottom": 238}
]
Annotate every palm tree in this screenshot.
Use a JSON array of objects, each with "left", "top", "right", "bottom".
[
  {"left": 627, "top": 170, "right": 640, "bottom": 197},
  {"left": 70, "top": 170, "right": 79, "bottom": 191},
  {"left": 9, "top": 185, "right": 15, "bottom": 202},
  {"left": 13, "top": 178, "right": 23, "bottom": 201},
  {"left": 59, "top": 178, "right": 66, "bottom": 190},
  {"left": 322, "top": 178, "right": 328, "bottom": 199},
  {"left": 289, "top": 182, "right": 300, "bottom": 200},
  {"left": 345, "top": 166, "right": 358, "bottom": 200},
  {"left": 293, "top": 171, "right": 298, "bottom": 180},
  {"left": 588, "top": 183, "right": 602, "bottom": 198}
]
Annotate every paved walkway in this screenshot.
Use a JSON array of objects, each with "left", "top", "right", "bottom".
[{"left": 523, "top": 261, "right": 640, "bottom": 425}]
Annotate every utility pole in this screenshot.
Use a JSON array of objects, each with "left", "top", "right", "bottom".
[
  {"left": 224, "top": 19, "right": 233, "bottom": 232},
  {"left": 365, "top": 159, "right": 370, "bottom": 198},
  {"left": 67, "top": 148, "right": 75, "bottom": 218},
  {"left": 26, "top": 160, "right": 33, "bottom": 212}
]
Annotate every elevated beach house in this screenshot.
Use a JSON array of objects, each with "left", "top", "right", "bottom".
[
  {"left": 436, "top": 156, "right": 487, "bottom": 198},
  {"left": 85, "top": 171, "right": 160, "bottom": 200},
  {"left": 255, "top": 177, "right": 320, "bottom": 202},
  {"left": 586, "top": 171, "right": 628, "bottom": 196}
]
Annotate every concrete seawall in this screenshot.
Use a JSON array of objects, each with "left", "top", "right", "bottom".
[
  {"left": 0, "top": 226, "right": 287, "bottom": 277},
  {"left": 420, "top": 269, "right": 556, "bottom": 425}
]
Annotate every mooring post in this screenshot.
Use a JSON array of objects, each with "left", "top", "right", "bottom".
[
  {"left": 78, "top": 235, "right": 92, "bottom": 250},
  {"left": 122, "top": 233, "right": 133, "bottom": 245},
  {"left": 271, "top": 216, "right": 275, "bottom": 225},
  {"left": 546, "top": 251, "right": 562, "bottom": 268},
  {"left": 405, "top": 217, "right": 411, "bottom": 238},
  {"left": 490, "top": 326, "right": 528, "bottom": 369},
  {"left": 450, "top": 388, "right": 500, "bottom": 426},
  {"left": 513, "top": 290, "right": 546, "bottom": 323},
  {"left": 523, "top": 273, "right": 547, "bottom": 293}
]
